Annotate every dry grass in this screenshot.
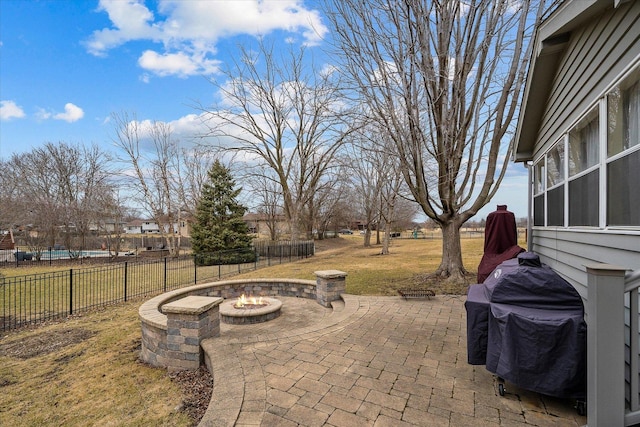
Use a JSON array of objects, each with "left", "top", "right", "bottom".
[
  {"left": 235, "top": 235, "right": 487, "bottom": 295},
  {"left": 0, "top": 302, "right": 192, "bottom": 426},
  {"left": 0, "top": 236, "right": 507, "bottom": 426}
]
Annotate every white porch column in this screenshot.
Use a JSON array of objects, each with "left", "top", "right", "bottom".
[{"left": 585, "top": 263, "right": 628, "bottom": 427}]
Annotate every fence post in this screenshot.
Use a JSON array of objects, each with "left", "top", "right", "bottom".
[
  {"left": 194, "top": 255, "right": 197, "bottom": 284},
  {"left": 585, "top": 263, "right": 628, "bottom": 427},
  {"left": 69, "top": 269, "right": 74, "bottom": 315},
  {"left": 124, "top": 261, "right": 128, "bottom": 302},
  {"left": 164, "top": 257, "right": 167, "bottom": 292}
]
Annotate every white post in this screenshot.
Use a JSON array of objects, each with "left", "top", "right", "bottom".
[{"left": 585, "top": 263, "right": 628, "bottom": 427}]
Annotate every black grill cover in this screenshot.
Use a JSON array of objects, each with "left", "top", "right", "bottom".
[{"left": 465, "top": 252, "right": 586, "bottom": 398}]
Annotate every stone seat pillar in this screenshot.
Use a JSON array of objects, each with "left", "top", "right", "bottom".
[
  {"left": 162, "top": 296, "right": 223, "bottom": 372},
  {"left": 315, "top": 270, "right": 347, "bottom": 307}
]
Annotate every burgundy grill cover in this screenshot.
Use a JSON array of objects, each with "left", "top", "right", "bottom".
[
  {"left": 477, "top": 205, "right": 523, "bottom": 283},
  {"left": 483, "top": 205, "right": 518, "bottom": 254}
]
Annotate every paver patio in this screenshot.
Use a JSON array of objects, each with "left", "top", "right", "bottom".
[{"left": 199, "top": 295, "right": 586, "bottom": 426}]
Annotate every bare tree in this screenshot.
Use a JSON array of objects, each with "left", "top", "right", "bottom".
[
  {"left": 306, "top": 174, "right": 347, "bottom": 239},
  {"left": 201, "top": 41, "right": 354, "bottom": 241},
  {"left": 6, "top": 142, "right": 115, "bottom": 256},
  {"left": 174, "top": 144, "right": 219, "bottom": 219},
  {"left": 111, "top": 112, "right": 183, "bottom": 254},
  {"left": 344, "top": 126, "right": 389, "bottom": 247},
  {"left": 327, "top": 0, "right": 547, "bottom": 279},
  {"left": 245, "top": 168, "right": 284, "bottom": 241},
  {"left": 378, "top": 151, "right": 406, "bottom": 255}
]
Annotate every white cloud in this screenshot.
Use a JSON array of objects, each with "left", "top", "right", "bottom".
[
  {"left": 54, "top": 103, "right": 85, "bottom": 122},
  {"left": 0, "top": 100, "right": 26, "bottom": 121},
  {"left": 35, "top": 103, "right": 84, "bottom": 123},
  {"left": 138, "top": 50, "right": 220, "bottom": 78},
  {"left": 85, "top": 0, "right": 160, "bottom": 56},
  {"left": 35, "top": 108, "right": 52, "bottom": 121},
  {"left": 85, "top": 0, "right": 328, "bottom": 77}
]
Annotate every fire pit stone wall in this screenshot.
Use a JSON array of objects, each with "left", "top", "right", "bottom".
[{"left": 139, "top": 272, "right": 346, "bottom": 371}]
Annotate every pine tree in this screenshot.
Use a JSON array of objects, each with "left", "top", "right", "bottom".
[{"left": 191, "top": 160, "right": 253, "bottom": 263}]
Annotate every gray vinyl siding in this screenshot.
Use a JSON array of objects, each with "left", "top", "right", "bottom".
[
  {"left": 531, "top": 229, "right": 640, "bottom": 301},
  {"left": 534, "top": 1, "right": 640, "bottom": 157},
  {"left": 529, "top": 1, "right": 640, "bottom": 299}
]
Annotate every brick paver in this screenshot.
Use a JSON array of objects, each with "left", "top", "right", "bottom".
[{"left": 199, "top": 295, "right": 587, "bottom": 426}]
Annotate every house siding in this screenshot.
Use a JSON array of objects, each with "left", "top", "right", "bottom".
[
  {"left": 535, "top": 2, "right": 640, "bottom": 157},
  {"left": 530, "top": 1, "right": 640, "bottom": 294},
  {"left": 531, "top": 229, "right": 640, "bottom": 299}
]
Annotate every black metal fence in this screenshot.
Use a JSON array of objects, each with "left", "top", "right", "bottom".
[{"left": 0, "top": 241, "right": 314, "bottom": 332}]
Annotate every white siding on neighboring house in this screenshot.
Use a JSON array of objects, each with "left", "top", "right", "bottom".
[{"left": 141, "top": 221, "right": 160, "bottom": 233}]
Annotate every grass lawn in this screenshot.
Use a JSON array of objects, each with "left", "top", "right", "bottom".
[{"left": 0, "top": 235, "right": 508, "bottom": 426}]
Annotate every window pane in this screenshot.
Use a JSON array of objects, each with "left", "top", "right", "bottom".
[
  {"left": 569, "top": 110, "right": 599, "bottom": 176},
  {"left": 534, "top": 161, "right": 545, "bottom": 194},
  {"left": 608, "top": 149, "right": 640, "bottom": 226},
  {"left": 624, "top": 81, "right": 640, "bottom": 151},
  {"left": 547, "top": 144, "right": 564, "bottom": 187},
  {"left": 608, "top": 71, "right": 640, "bottom": 157},
  {"left": 569, "top": 170, "right": 599, "bottom": 226},
  {"left": 534, "top": 194, "right": 545, "bottom": 226},
  {"left": 547, "top": 185, "right": 564, "bottom": 226}
]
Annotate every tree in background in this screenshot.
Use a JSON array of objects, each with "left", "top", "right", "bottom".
[
  {"left": 3, "top": 142, "right": 115, "bottom": 257},
  {"left": 191, "top": 160, "right": 253, "bottom": 263},
  {"left": 327, "top": 0, "right": 548, "bottom": 280},
  {"left": 201, "top": 41, "right": 354, "bottom": 241}
]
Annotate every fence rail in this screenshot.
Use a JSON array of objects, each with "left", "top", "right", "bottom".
[{"left": 0, "top": 242, "right": 314, "bottom": 331}]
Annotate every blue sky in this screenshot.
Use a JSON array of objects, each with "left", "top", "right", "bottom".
[{"left": 0, "top": 0, "right": 529, "bottom": 220}]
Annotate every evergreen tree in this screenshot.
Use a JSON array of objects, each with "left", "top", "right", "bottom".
[{"left": 191, "top": 161, "right": 253, "bottom": 261}]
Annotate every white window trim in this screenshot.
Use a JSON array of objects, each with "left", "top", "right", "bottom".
[{"left": 599, "top": 98, "right": 607, "bottom": 229}]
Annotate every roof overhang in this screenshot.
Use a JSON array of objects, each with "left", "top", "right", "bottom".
[{"left": 513, "top": 0, "right": 617, "bottom": 162}]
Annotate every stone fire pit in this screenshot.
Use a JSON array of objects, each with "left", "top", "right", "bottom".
[{"left": 219, "top": 296, "right": 282, "bottom": 325}]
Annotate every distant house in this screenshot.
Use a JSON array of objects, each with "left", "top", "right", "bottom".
[
  {"left": 125, "top": 219, "right": 160, "bottom": 234},
  {"left": 514, "top": 0, "right": 639, "bottom": 424},
  {"left": 242, "top": 213, "right": 287, "bottom": 236},
  {"left": 89, "top": 219, "right": 127, "bottom": 234},
  {"left": 125, "top": 218, "right": 187, "bottom": 235}
]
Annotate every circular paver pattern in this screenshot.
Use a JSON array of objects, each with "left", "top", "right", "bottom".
[{"left": 200, "top": 295, "right": 587, "bottom": 427}]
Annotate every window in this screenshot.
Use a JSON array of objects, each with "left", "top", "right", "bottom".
[
  {"left": 569, "top": 169, "right": 599, "bottom": 226},
  {"left": 533, "top": 161, "right": 545, "bottom": 226},
  {"left": 568, "top": 109, "right": 599, "bottom": 226},
  {"left": 534, "top": 161, "right": 545, "bottom": 194},
  {"left": 547, "top": 143, "right": 564, "bottom": 187},
  {"left": 546, "top": 143, "right": 565, "bottom": 226},
  {"left": 532, "top": 66, "right": 639, "bottom": 229},
  {"left": 608, "top": 73, "right": 640, "bottom": 157},
  {"left": 547, "top": 186, "right": 564, "bottom": 226},
  {"left": 607, "top": 70, "right": 640, "bottom": 226},
  {"left": 569, "top": 109, "right": 599, "bottom": 176},
  {"left": 608, "top": 150, "right": 640, "bottom": 225}
]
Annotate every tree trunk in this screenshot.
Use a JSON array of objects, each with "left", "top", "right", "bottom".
[
  {"left": 363, "top": 228, "right": 371, "bottom": 247},
  {"left": 437, "top": 221, "right": 467, "bottom": 281},
  {"left": 381, "top": 226, "right": 390, "bottom": 255}
]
